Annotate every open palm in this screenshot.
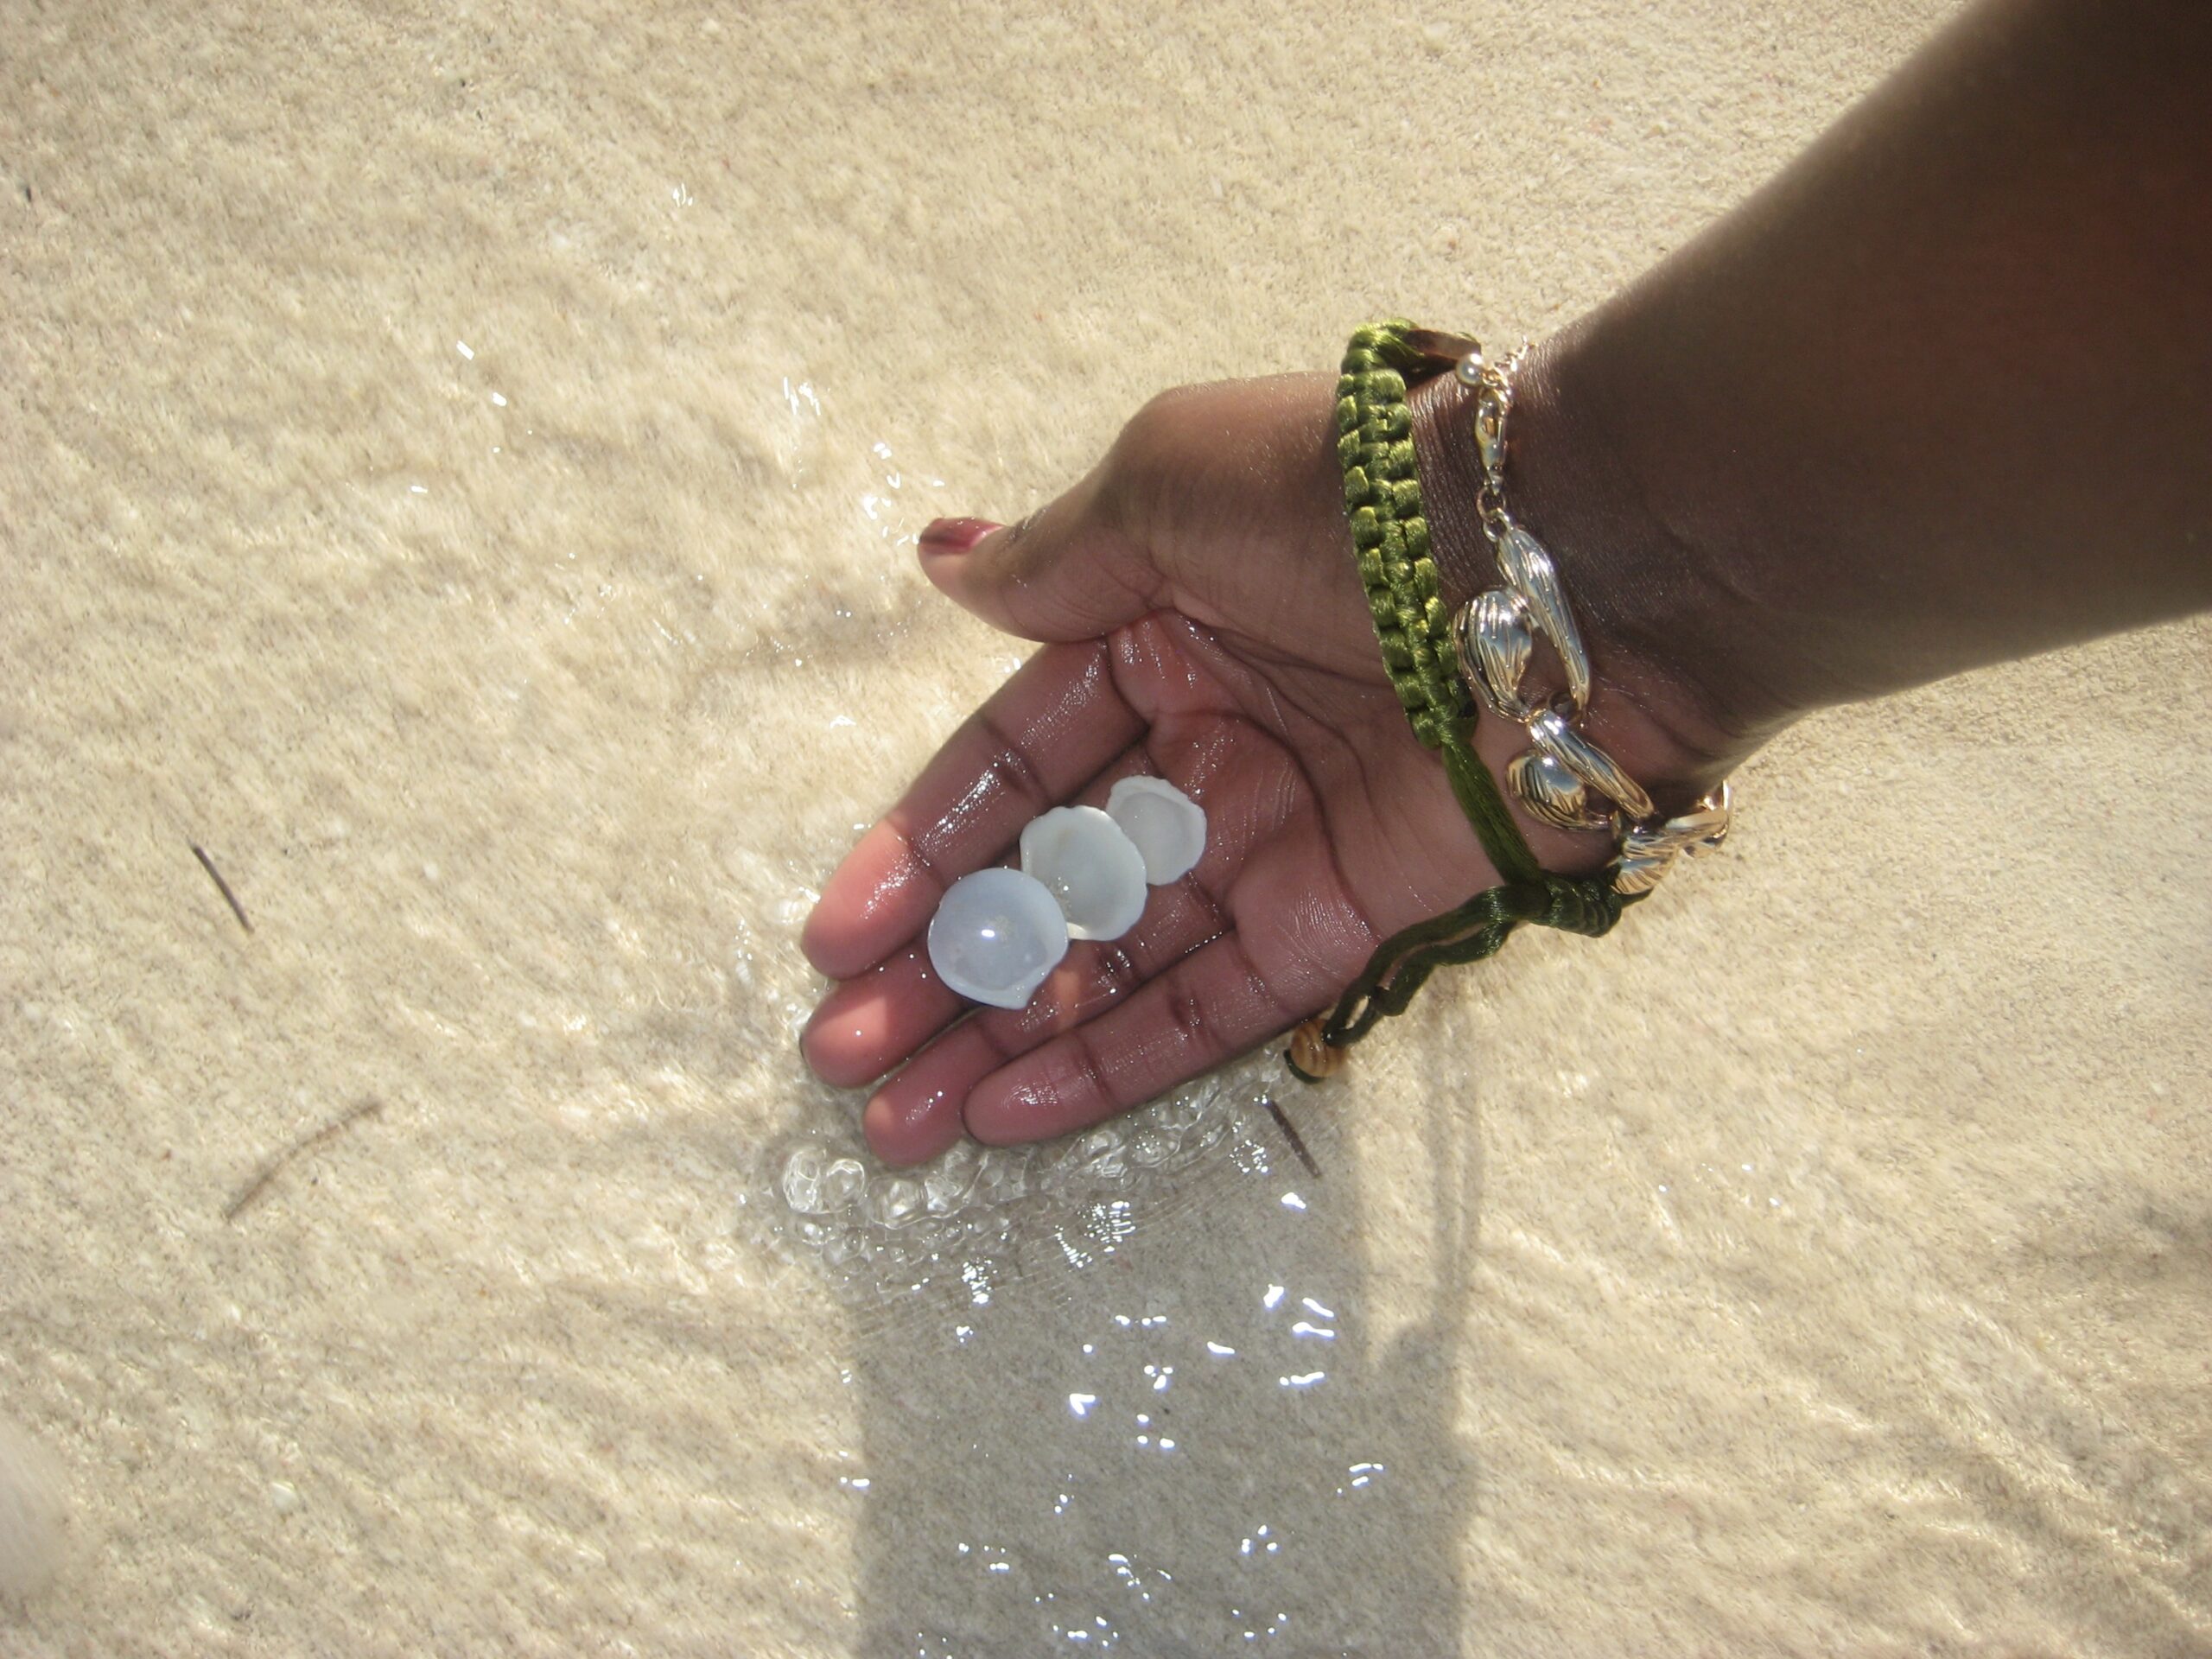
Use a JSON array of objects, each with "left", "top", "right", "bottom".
[{"left": 800, "top": 373, "right": 1519, "bottom": 1165}]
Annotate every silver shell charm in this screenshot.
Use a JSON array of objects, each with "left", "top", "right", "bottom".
[
  {"left": 1496, "top": 524, "right": 1592, "bottom": 712},
  {"left": 1507, "top": 750, "right": 1615, "bottom": 834},
  {"left": 1528, "top": 707, "right": 1656, "bottom": 821},
  {"left": 1452, "top": 588, "right": 1535, "bottom": 721},
  {"left": 1624, "top": 785, "right": 1734, "bottom": 861},
  {"left": 1450, "top": 343, "right": 1740, "bottom": 909},
  {"left": 1614, "top": 785, "right": 1733, "bottom": 895},
  {"left": 1611, "top": 850, "right": 1676, "bottom": 896},
  {"left": 1671, "top": 783, "right": 1732, "bottom": 857}
]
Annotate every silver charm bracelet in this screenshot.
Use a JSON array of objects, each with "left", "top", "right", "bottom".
[{"left": 1448, "top": 344, "right": 1733, "bottom": 897}]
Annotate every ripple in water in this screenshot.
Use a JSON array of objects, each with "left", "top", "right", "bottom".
[{"left": 762, "top": 1055, "right": 1296, "bottom": 1312}]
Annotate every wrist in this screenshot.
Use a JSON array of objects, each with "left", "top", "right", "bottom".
[{"left": 1408, "top": 328, "right": 1774, "bottom": 843}]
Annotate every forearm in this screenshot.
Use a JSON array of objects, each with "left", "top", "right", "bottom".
[{"left": 1419, "top": 0, "right": 2212, "bottom": 776}]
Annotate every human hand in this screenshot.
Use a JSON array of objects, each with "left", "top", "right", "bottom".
[{"left": 798, "top": 368, "right": 1713, "bottom": 1166}]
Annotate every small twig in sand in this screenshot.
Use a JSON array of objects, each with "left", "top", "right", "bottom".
[
  {"left": 190, "top": 842, "right": 254, "bottom": 934},
  {"left": 1261, "top": 1095, "right": 1322, "bottom": 1180},
  {"left": 224, "top": 1097, "right": 384, "bottom": 1221}
]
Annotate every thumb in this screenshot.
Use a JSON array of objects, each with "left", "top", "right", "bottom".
[{"left": 917, "top": 476, "right": 1163, "bottom": 643}]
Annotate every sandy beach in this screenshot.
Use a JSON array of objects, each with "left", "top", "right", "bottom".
[{"left": 3, "top": 1, "right": 2207, "bottom": 1651}]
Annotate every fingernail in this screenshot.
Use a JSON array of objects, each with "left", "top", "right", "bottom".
[{"left": 918, "top": 517, "right": 1000, "bottom": 553}]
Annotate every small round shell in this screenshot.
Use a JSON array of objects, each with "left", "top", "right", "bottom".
[
  {"left": 1019, "top": 805, "right": 1148, "bottom": 942},
  {"left": 927, "top": 868, "right": 1070, "bottom": 1009},
  {"left": 1104, "top": 776, "right": 1207, "bottom": 886}
]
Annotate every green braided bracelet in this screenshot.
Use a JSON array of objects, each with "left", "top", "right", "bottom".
[{"left": 1288, "top": 320, "right": 1635, "bottom": 1078}]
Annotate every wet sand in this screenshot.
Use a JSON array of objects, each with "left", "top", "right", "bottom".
[{"left": 3, "top": 1, "right": 2207, "bottom": 1651}]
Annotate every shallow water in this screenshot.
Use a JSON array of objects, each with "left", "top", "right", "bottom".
[{"left": 5, "top": 0, "right": 2209, "bottom": 1652}]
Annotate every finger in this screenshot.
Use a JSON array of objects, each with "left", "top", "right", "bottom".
[
  {"left": 799, "top": 639, "right": 1143, "bottom": 979},
  {"left": 801, "top": 944, "right": 958, "bottom": 1090},
  {"left": 822, "top": 688, "right": 1300, "bottom": 1134},
  {"left": 861, "top": 1021, "right": 1003, "bottom": 1166},
  {"left": 963, "top": 930, "right": 1328, "bottom": 1147},
  {"left": 925, "top": 703, "right": 1336, "bottom": 1159},
  {"left": 804, "top": 728, "right": 1236, "bottom": 1087},
  {"left": 806, "top": 866, "right": 1226, "bottom": 1089},
  {"left": 918, "top": 478, "right": 1163, "bottom": 643},
  {"left": 855, "top": 880, "right": 1232, "bottom": 1162}
]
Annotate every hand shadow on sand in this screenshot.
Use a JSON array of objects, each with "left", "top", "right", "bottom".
[{"left": 843, "top": 1072, "right": 1484, "bottom": 1657}]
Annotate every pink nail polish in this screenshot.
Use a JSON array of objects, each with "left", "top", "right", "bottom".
[{"left": 918, "top": 517, "right": 1000, "bottom": 553}]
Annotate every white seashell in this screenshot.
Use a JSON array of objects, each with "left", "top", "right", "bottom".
[
  {"left": 1019, "top": 805, "right": 1148, "bottom": 941},
  {"left": 928, "top": 868, "right": 1070, "bottom": 1009},
  {"left": 1104, "top": 776, "right": 1207, "bottom": 886}
]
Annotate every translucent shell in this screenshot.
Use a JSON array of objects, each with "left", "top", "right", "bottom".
[
  {"left": 1104, "top": 776, "right": 1207, "bottom": 886},
  {"left": 1019, "top": 806, "right": 1148, "bottom": 942},
  {"left": 927, "top": 868, "right": 1069, "bottom": 1009},
  {"left": 924, "top": 785, "right": 1210, "bottom": 1014}
]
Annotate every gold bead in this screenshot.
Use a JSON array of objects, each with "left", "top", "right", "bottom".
[
  {"left": 1287, "top": 1017, "right": 1346, "bottom": 1081},
  {"left": 1611, "top": 850, "right": 1676, "bottom": 895}
]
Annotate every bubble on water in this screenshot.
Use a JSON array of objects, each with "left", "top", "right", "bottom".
[
  {"left": 818, "top": 1157, "right": 866, "bottom": 1211},
  {"left": 1128, "top": 1127, "right": 1172, "bottom": 1167},
  {"left": 925, "top": 1141, "right": 982, "bottom": 1213},
  {"left": 760, "top": 1052, "right": 1304, "bottom": 1312},
  {"left": 975, "top": 1146, "right": 1030, "bottom": 1205},
  {"left": 868, "top": 1177, "right": 925, "bottom": 1230},
  {"left": 1066, "top": 1128, "right": 1128, "bottom": 1185},
  {"left": 781, "top": 1146, "right": 827, "bottom": 1213}
]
